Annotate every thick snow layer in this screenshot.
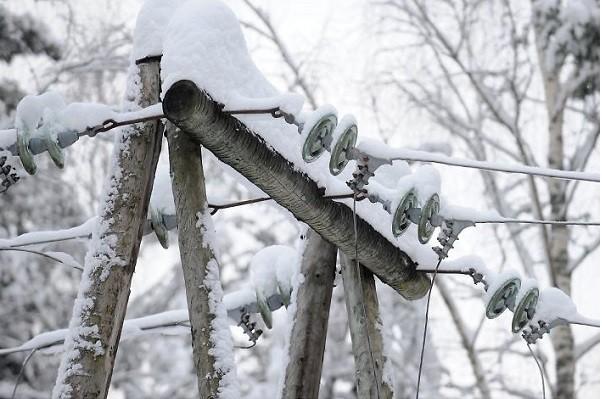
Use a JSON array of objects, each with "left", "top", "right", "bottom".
[
  {"left": 356, "top": 140, "right": 600, "bottom": 182},
  {"left": 161, "top": 0, "right": 304, "bottom": 115},
  {"left": 250, "top": 245, "right": 298, "bottom": 298},
  {"left": 159, "top": 0, "right": 442, "bottom": 267},
  {"left": 132, "top": 0, "right": 185, "bottom": 61},
  {"left": 531, "top": 287, "right": 599, "bottom": 327},
  {"left": 150, "top": 165, "right": 176, "bottom": 214},
  {"left": 16, "top": 92, "right": 66, "bottom": 131},
  {"left": 0, "top": 130, "right": 17, "bottom": 149},
  {"left": 14, "top": 89, "right": 163, "bottom": 146},
  {"left": 0, "top": 217, "right": 96, "bottom": 248}
]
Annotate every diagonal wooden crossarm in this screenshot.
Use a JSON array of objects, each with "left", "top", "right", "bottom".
[{"left": 162, "top": 80, "right": 430, "bottom": 300}]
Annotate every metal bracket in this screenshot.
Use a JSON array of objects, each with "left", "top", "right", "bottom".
[
  {"left": 432, "top": 219, "right": 475, "bottom": 261},
  {"left": 467, "top": 267, "right": 488, "bottom": 290},
  {"left": 237, "top": 310, "right": 263, "bottom": 346},
  {"left": 0, "top": 154, "right": 20, "bottom": 194},
  {"left": 521, "top": 320, "right": 552, "bottom": 344}
]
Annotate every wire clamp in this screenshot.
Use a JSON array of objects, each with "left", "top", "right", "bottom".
[
  {"left": 432, "top": 219, "right": 475, "bottom": 261},
  {"left": 237, "top": 310, "right": 263, "bottom": 347},
  {"left": 522, "top": 321, "right": 551, "bottom": 344},
  {"left": 0, "top": 154, "right": 20, "bottom": 194}
]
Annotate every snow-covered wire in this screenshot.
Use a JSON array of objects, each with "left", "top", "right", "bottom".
[
  {"left": 0, "top": 247, "right": 83, "bottom": 271},
  {"left": 355, "top": 145, "right": 600, "bottom": 183},
  {"left": 472, "top": 219, "right": 599, "bottom": 226}
]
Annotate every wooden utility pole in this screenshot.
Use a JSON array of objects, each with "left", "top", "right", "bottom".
[
  {"left": 166, "top": 123, "right": 233, "bottom": 398},
  {"left": 282, "top": 229, "right": 337, "bottom": 399},
  {"left": 340, "top": 253, "right": 394, "bottom": 399},
  {"left": 162, "top": 80, "right": 430, "bottom": 300},
  {"left": 52, "top": 58, "right": 163, "bottom": 399}
]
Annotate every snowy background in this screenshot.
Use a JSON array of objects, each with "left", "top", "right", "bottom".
[{"left": 0, "top": 0, "right": 599, "bottom": 398}]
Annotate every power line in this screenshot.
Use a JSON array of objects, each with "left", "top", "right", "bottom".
[
  {"left": 352, "top": 193, "right": 382, "bottom": 399},
  {"left": 527, "top": 343, "right": 546, "bottom": 399},
  {"left": 11, "top": 349, "right": 37, "bottom": 399},
  {"left": 354, "top": 147, "right": 600, "bottom": 183},
  {"left": 415, "top": 257, "right": 443, "bottom": 399},
  {"left": 473, "top": 219, "right": 599, "bottom": 226}
]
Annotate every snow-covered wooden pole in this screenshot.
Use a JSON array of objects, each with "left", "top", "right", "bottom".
[
  {"left": 166, "top": 123, "right": 237, "bottom": 398},
  {"left": 162, "top": 80, "right": 430, "bottom": 300},
  {"left": 340, "top": 252, "right": 394, "bottom": 399},
  {"left": 281, "top": 229, "right": 337, "bottom": 398},
  {"left": 52, "top": 58, "right": 163, "bottom": 399}
]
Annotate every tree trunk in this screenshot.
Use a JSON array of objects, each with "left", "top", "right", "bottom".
[
  {"left": 167, "top": 124, "right": 236, "bottom": 398},
  {"left": 340, "top": 252, "right": 394, "bottom": 399},
  {"left": 282, "top": 229, "right": 337, "bottom": 399},
  {"left": 532, "top": 6, "right": 574, "bottom": 397},
  {"left": 162, "top": 80, "right": 430, "bottom": 300},
  {"left": 52, "top": 59, "right": 163, "bottom": 399}
]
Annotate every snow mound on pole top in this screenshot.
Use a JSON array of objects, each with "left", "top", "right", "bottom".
[
  {"left": 161, "top": 0, "right": 303, "bottom": 115},
  {"left": 158, "top": 0, "right": 442, "bottom": 268},
  {"left": 132, "top": 0, "right": 186, "bottom": 61},
  {"left": 250, "top": 245, "right": 298, "bottom": 298}
]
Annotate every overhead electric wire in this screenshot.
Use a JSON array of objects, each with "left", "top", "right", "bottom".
[
  {"left": 527, "top": 343, "right": 546, "bottom": 399},
  {"left": 415, "top": 257, "right": 443, "bottom": 399},
  {"left": 376, "top": 148, "right": 600, "bottom": 183},
  {"left": 352, "top": 193, "right": 382, "bottom": 399}
]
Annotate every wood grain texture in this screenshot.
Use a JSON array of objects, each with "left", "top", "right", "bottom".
[
  {"left": 53, "top": 59, "right": 163, "bottom": 399},
  {"left": 166, "top": 124, "right": 224, "bottom": 398},
  {"left": 282, "top": 229, "right": 337, "bottom": 399},
  {"left": 340, "top": 252, "right": 394, "bottom": 399},
  {"left": 162, "top": 80, "right": 430, "bottom": 300}
]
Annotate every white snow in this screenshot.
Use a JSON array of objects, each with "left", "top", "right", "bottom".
[
  {"left": 158, "top": 0, "right": 445, "bottom": 267},
  {"left": 51, "top": 62, "right": 143, "bottom": 399},
  {"left": 44, "top": 251, "right": 84, "bottom": 270},
  {"left": 482, "top": 269, "right": 521, "bottom": 305},
  {"left": 250, "top": 245, "right": 299, "bottom": 299},
  {"left": 0, "top": 287, "right": 274, "bottom": 356},
  {"left": 0, "top": 130, "right": 17, "bottom": 150},
  {"left": 0, "top": 217, "right": 96, "bottom": 248},
  {"left": 514, "top": 278, "right": 538, "bottom": 309},
  {"left": 149, "top": 165, "right": 176, "bottom": 215},
  {"left": 530, "top": 287, "right": 600, "bottom": 327},
  {"left": 416, "top": 254, "right": 489, "bottom": 274},
  {"left": 275, "top": 232, "right": 307, "bottom": 395},
  {"left": 16, "top": 91, "right": 66, "bottom": 131},
  {"left": 196, "top": 206, "right": 240, "bottom": 398},
  {"left": 161, "top": 0, "right": 304, "bottom": 116},
  {"left": 355, "top": 141, "right": 600, "bottom": 182},
  {"left": 132, "top": 0, "right": 186, "bottom": 61},
  {"left": 206, "top": 258, "right": 240, "bottom": 398},
  {"left": 298, "top": 104, "right": 337, "bottom": 140}
]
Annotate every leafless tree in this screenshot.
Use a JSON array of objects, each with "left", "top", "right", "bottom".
[{"left": 367, "top": 0, "right": 599, "bottom": 398}]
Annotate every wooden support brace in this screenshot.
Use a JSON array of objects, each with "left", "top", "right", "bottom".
[
  {"left": 52, "top": 59, "right": 163, "bottom": 399},
  {"left": 166, "top": 123, "right": 233, "bottom": 398},
  {"left": 162, "top": 80, "right": 430, "bottom": 300},
  {"left": 281, "top": 229, "right": 337, "bottom": 399},
  {"left": 340, "top": 252, "right": 394, "bottom": 399}
]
